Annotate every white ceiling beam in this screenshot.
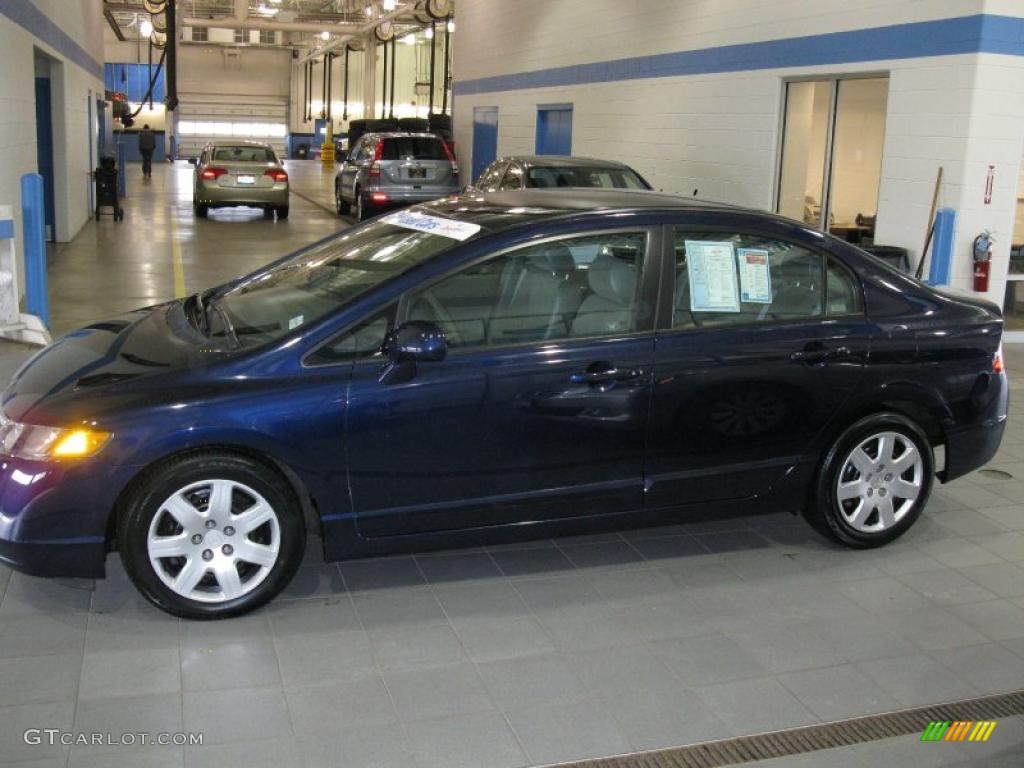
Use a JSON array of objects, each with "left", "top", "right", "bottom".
[{"left": 297, "top": 2, "right": 413, "bottom": 64}]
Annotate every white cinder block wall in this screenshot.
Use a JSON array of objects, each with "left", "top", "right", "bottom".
[
  {"left": 452, "top": 0, "right": 1024, "bottom": 305},
  {"left": 0, "top": 0, "right": 104, "bottom": 254}
]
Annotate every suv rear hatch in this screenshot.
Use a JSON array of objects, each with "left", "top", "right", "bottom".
[{"left": 377, "top": 136, "right": 456, "bottom": 186}]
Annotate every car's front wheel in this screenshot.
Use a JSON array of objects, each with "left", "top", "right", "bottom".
[
  {"left": 807, "top": 413, "right": 933, "bottom": 548},
  {"left": 118, "top": 452, "right": 305, "bottom": 619}
]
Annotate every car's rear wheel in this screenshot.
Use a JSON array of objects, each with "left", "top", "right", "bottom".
[
  {"left": 807, "top": 413, "right": 933, "bottom": 548},
  {"left": 196, "top": 204, "right": 208, "bottom": 218},
  {"left": 336, "top": 182, "right": 350, "bottom": 215},
  {"left": 276, "top": 206, "right": 289, "bottom": 220},
  {"left": 356, "top": 188, "right": 372, "bottom": 221},
  {"left": 118, "top": 452, "right": 305, "bottom": 619}
]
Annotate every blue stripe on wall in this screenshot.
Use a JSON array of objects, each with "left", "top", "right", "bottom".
[
  {"left": 454, "top": 14, "right": 1024, "bottom": 96},
  {"left": 0, "top": 0, "right": 103, "bottom": 80}
]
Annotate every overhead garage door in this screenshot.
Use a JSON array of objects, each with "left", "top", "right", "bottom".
[{"left": 175, "top": 94, "right": 288, "bottom": 159}]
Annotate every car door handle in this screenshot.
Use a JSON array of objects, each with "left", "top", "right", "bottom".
[
  {"left": 790, "top": 345, "right": 852, "bottom": 365},
  {"left": 570, "top": 366, "right": 643, "bottom": 385}
]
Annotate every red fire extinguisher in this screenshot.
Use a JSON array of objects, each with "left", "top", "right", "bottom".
[{"left": 973, "top": 231, "right": 993, "bottom": 292}]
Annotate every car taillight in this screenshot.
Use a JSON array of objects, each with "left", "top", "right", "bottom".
[
  {"left": 200, "top": 167, "right": 227, "bottom": 180},
  {"left": 993, "top": 343, "right": 1004, "bottom": 373},
  {"left": 441, "top": 140, "right": 458, "bottom": 176},
  {"left": 264, "top": 169, "right": 288, "bottom": 182},
  {"left": 370, "top": 192, "right": 389, "bottom": 203},
  {"left": 369, "top": 140, "right": 383, "bottom": 178}
]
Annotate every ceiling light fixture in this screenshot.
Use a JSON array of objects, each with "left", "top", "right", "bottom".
[
  {"left": 139, "top": 18, "right": 154, "bottom": 37},
  {"left": 402, "top": 32, "right": 415, "bottom": 44},
  {"left": 382, "top": 0, "right": 396, "bottom": 10},
  {"left": 320, "top": 30, "right": 330, "bottom": 40},
  {"left": 257, "top": 4, "right": 278, "bottom": 15},
  {"left": 447, "top": 20, "right": 455, "bottom": 32},
  {"left": 424, "top": 26, "right": 433, "bottom": 38}
]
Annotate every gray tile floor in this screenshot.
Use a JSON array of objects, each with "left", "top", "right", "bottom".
[{"left": 0, "top": 162, "right": 1023, "bottom": 766}]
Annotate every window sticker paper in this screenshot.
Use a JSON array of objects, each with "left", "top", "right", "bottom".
[
  {"left": 381, "top": 210, "right": 482, "bottom": 241},
  {"left": 738, "top": 248, "right": 772, "bottom": 303},
  {"left": 686, "top": 240, "right": 740, "bottom": 313}
]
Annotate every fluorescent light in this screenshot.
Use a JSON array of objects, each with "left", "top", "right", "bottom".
[
  {"left": 320, "top": 30, "right": 330, "bottom": 40},
  {"left": 447, "top": 20, "right": 455, "bottom": 32},
  {"left": 258, "top": 4, "right": 279, "bottom": 14},
  {"left": 424, "top": 26, "right": 433, "bottom": 38},
  {"left": 139, "top": 18, "right": 153, "bottom": 37},
  {"left": 364, "top": 5, "right": 373, "bottom": 15},
  {"left": 382, "top": 0, "right": 396, "bottom": 9},
  {"left": 402, "top": 33, "right": 415, "bottom": 45}
]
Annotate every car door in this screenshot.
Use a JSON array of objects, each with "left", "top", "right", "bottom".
[
  {"left": 344, "top": 227, "right": 661, "bottom": 538},
  {"left": 644, "top": 222, "right": 869, "bottom": 508},
  {"left": 339, "top": 137, "right": 368, "bottom": 202}
]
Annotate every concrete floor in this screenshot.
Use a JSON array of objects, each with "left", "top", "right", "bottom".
[{"left": 0, "top": 160, "right": 1022, "bottom": 767}]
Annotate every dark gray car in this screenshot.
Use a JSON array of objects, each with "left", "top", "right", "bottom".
[
  {"left": 470, "top": 156, "right": 651, "bottom": 193},
  {"left": 335, "top": 132, "right": 460, "bottom": 221}
]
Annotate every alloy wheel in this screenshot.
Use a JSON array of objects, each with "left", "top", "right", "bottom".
[
  {"left": 146, "top": 478, "right": 280, "bottom": 603},
  {"left": 835, "top": 430, "right": 923, "bottom": 533}
]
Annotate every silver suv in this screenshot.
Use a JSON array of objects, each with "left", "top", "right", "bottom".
[{"left": 335, "top": 132, "right": 459, "bottom": 221}]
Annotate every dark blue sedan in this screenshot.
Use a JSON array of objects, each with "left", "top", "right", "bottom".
[{"left": 0, "top": 190, "right": 1008, "bottom": 618}]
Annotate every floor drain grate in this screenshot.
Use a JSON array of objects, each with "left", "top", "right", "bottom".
[{"left": 537, "top": 689, "right": 1024, "bottom": 768}]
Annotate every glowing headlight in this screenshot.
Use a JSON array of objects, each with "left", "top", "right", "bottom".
[{"left": 0, "top": 413, "right": 110, "bottom": 460}]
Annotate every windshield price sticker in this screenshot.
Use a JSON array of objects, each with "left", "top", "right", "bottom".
[
  {"left": 686, "top": 240, "right": 740, "bottom": 312},
  {"left": 738, "top": 248, "right": 772, "bottom": 303},
  {"left": 381, "top": 210, "right": 482, "bottom": 241}
]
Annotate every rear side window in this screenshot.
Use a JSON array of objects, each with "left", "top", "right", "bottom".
[
  {"left": 381, "top": 137, "right": 447, "bottom": 160},
  {"left": 527, "top": 166, "right": 647, "bottom": 189},
  {"left": 673, "top": 231, "right": 831, "bottom": 329}
]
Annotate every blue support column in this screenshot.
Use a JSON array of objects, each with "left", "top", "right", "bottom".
[
  {"left": 117, "top": 141, "right": 127, "bottom": 197},
  {"left": 20, "top": 173, "right": 49, "bottom": 327}
]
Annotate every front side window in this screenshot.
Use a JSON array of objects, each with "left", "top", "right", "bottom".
[
  {"left": 476, "top": 161, "right": 508, "bottom": 191},
  {"left": 207, "top": 221, "right": 460, "bottom": 347},
  {"left": 499, "top": 164, "right": 524, "bottom": 190},
  {"left": 306, "top": 305, "right": 397, "bottom": 366},
  {"left": 673, "top": 231, "right": 840, "bottom": 329},
  {"left": 405, "top": 232, "right": 648, "bottom": 350}
]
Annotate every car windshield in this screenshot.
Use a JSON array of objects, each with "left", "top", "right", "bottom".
[
  {"left": 526, "top": 166, "right": 648, "bottom": 190},
  {"left": 207, "top": 220, "right": 459, "bottom": 347},
  {"left": 381, "top": 137, "right": 447, "bottom": 160},
  {"left": 212, "top": 146, "right": 275, "bottom": 163}
]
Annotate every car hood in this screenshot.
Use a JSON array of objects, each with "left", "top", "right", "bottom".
[{"left": 2, "top": 301, "right": 231, "bottom": 424}]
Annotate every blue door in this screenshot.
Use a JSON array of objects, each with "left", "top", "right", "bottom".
[
  {"left": 34, "top": 77, "right": 56, "bottom": 241},
  {"left": 471, "top": 107, "right": 498, "bottom": 181},
  {"left": 535, "top": 105, "right": 573, "bottom": 155},
  {"left": 344, "top": 228, "right": 657, "bottom": 538},
  {"left": 468, "top": 107, "right": 497, "bottom": 182}
]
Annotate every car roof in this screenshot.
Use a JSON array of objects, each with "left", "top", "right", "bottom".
[
  {"left": 498, "top": 155, "right": 639, "bottom": 170},
  {"left": 362, "top": 132, "right": 443, "bottom": 140},
  {"left": 415, "top": 189, "right": 749, "bottom": 233}
]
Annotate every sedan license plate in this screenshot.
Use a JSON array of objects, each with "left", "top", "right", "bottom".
[
  {"left": 237, "top": 175, "right": 256, "bottom": 185},
  {"left": 408, "top": 167, "right": 426, "bottom": 179}
]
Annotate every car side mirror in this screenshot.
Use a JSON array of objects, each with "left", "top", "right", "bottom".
[
  {"left": 379, "top": 321, "right": 447, "bottom": 384},
  {"left": 188, "top": 158, "right": 198, "bottom": 165}
]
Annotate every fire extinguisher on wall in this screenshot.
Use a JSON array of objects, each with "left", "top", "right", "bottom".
[{"left": 973, "top": 231, "right": 994, "bottom": 292}]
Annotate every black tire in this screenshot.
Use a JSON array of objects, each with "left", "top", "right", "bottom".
[
  {"left": 118, "top": 452, "right": 306, "bottom": 619},
  {"left": 356, "top": 188, "right": 372, "bottom": 221},
  {"left": 806, "top": 413, "right": 934, "bottom": 548},
  {"left": 196, "top": 204, "right": 208, "bottom": 218},
  {"left": 276, "top": 206, "right": 289, "bottom": 220},
  {"left": 336, "top": 182, "right": 350, "bottom": 215},
  {"left": 95, "top": 208, "right": 101, "bottom": 221},
  {"left": 263, "top": 207, "right": 274, "bottom": 220}
]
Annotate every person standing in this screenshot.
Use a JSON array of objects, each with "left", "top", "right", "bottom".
[{"left": 138, "top": 124, "right": 156, "bottom": 179}]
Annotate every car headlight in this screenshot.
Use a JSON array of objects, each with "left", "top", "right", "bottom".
[{"left": 0, "top": 413, "right": 110, "bottom": 460}]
